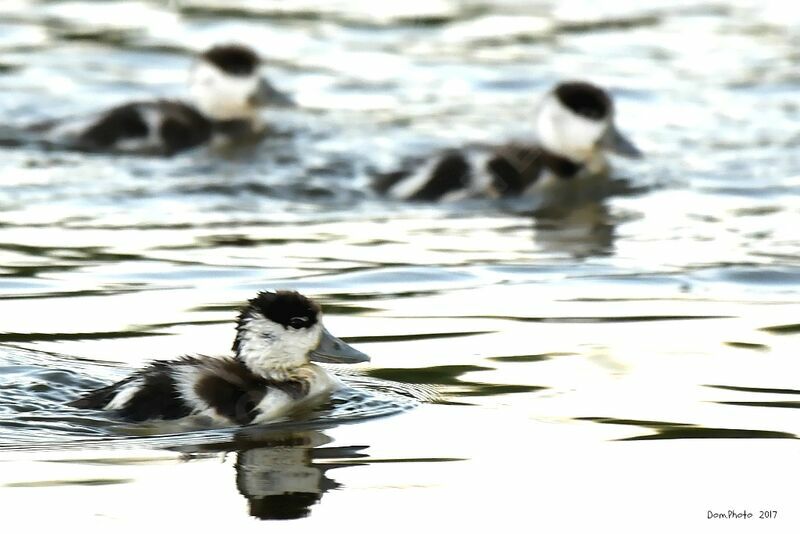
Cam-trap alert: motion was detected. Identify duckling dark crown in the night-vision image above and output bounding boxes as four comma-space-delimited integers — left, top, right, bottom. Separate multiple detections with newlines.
247, 290, 320, 327
239, 290, 320, 329
201, 44, 260, 77
232, 291, 321, 354
554, 81, 611, 120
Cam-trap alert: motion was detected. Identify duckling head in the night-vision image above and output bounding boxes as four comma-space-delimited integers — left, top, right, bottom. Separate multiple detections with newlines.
535, 81, 642, 164
233, 290, 368, 381
189, 44, 293, 123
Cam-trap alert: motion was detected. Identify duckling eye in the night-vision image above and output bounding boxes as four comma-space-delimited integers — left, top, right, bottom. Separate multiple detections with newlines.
288, 317, 308, 329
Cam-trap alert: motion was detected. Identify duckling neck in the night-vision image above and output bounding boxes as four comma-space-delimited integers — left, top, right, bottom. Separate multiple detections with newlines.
208, 118, 266, 149
237, 356, 317, 384
212, 118, 258, 136
253, 363, 325, 401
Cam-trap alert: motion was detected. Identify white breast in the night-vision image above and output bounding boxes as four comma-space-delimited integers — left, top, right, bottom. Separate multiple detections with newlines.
251, 365, 340, 424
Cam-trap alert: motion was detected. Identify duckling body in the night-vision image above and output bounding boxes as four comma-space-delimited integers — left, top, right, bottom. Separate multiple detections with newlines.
60, 100, 213, 156
70, 291, 367, 425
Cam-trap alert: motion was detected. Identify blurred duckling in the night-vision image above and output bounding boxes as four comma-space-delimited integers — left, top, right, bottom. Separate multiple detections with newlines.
375, 81, 642, 201
34, 44, 293, 156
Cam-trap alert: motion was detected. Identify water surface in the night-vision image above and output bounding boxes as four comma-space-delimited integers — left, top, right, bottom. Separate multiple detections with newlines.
0, 0, 799, 530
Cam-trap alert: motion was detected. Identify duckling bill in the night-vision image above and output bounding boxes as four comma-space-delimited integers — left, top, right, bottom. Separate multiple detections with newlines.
69, 291, 368, 425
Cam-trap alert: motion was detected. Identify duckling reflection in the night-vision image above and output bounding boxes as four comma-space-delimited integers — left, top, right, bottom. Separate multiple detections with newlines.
529, 201, 618, 258
238, 434, 328, 519
184, 429, 368, 521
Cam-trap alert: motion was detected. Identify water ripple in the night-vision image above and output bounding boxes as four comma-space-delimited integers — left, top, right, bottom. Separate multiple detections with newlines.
0, 345, 422, 451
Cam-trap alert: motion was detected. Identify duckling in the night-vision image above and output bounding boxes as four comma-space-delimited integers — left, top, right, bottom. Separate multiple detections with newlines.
375, 81, 642, 201
35, 44, 293, 156
69, 291, 368, 425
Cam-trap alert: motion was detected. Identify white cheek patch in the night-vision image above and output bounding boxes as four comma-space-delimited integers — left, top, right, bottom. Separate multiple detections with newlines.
536, 95, 607, 161
277, 324, 323, 365
237, 315, 322, 379
189, 62, 261, 121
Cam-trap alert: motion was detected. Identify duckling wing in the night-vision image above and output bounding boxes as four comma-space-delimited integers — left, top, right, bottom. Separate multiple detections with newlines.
69, 360, 193, 422
76, 103, 151, 150
70, 357, 310, 425
374, 150, 472, 201
75, 100, 212, 156
374, 143, 549, 201
68, 376, 138, 410
485, 144, 547, 196
192, 370, 266, 425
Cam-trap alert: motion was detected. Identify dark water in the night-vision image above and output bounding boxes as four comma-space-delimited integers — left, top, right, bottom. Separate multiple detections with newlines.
0, 0, 799, 530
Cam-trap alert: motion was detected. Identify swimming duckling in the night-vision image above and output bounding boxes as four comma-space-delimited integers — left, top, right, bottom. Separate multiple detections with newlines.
36, 44, 293, 156
375, 81, 642, 201
69, 291, 368, 425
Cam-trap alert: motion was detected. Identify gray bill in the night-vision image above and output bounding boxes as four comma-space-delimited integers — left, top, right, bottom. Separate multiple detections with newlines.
310, 327, 370, 364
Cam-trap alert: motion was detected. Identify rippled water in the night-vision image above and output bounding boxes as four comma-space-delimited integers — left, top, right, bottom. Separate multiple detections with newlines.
1, 0, 799, 530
